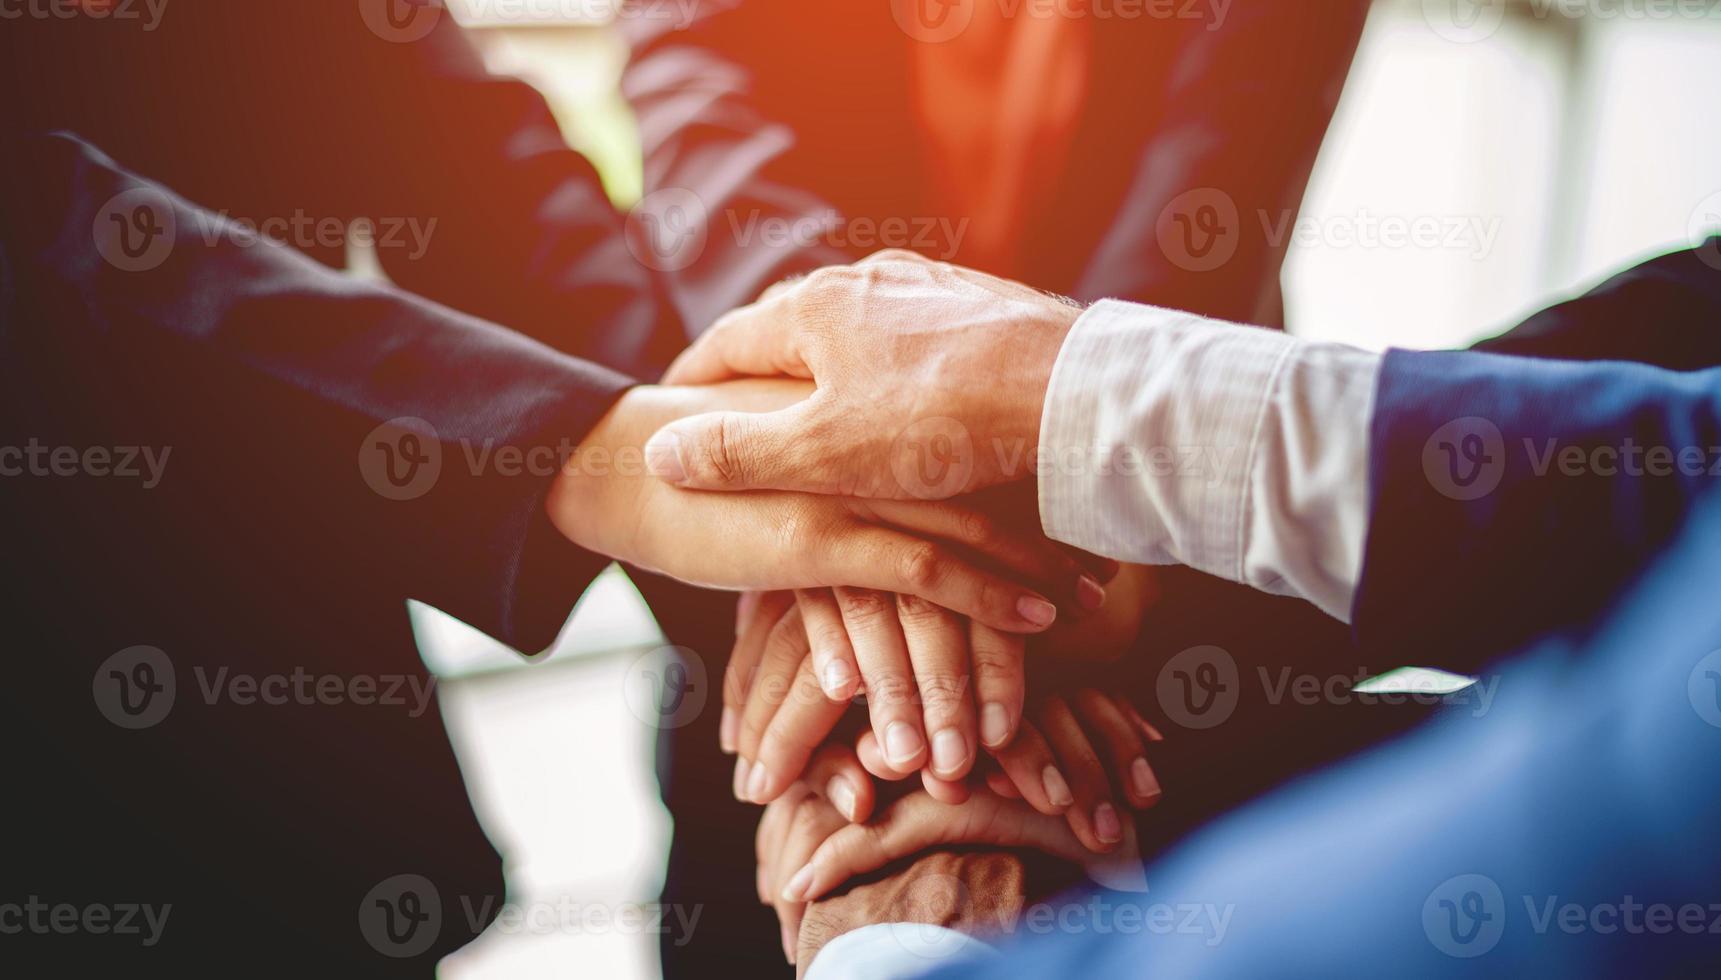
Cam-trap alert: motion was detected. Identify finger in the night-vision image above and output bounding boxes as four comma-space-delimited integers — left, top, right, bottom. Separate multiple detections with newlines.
1120, 697, 1166, 744
724, 591, 795, 754
895, 594, 976, 781
969, 623, 1025, 751
661, 286, 810, 385
774, 793, 848, 964
1037, 695, 1123, 853
795, 588, 860, 701
1060, 545, 1122, 584
752, 655, 848, 805
782, 790, 1091, 905
801, 743, 876, 823
1073, 689, 1163, 810
854, 729, 914, 782
821, 528, 1058, 634
737, 604, 811, 802
834, 587, 926, 772
984, 766, 1022, 799
986, 718, 1073, 817
644, 401, 840, 493
862, 499, 1106, 614
755, 785, 809, 904
920, 769, 971, 805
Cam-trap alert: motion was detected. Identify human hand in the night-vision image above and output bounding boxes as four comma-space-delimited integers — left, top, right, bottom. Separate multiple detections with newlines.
858, 686, 1164, 854
795, 850, 1028, 976
756, 786, 1142, 967
723, 588, 1035, 805
547, 380, 1099, 632
642, 250, 1082, 498
723, 568, 1160, 829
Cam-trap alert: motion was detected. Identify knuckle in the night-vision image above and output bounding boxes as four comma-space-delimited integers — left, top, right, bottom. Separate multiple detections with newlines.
837, 588, 893, 621
703, 414, 745, 486
812, 624, 852, 656
957, 510, 997, 549
917, 673, 969, 714
893, 592, 946, 626
866, 672, 916, 711
970, 642, 1021, 678
897, 543, 945, 592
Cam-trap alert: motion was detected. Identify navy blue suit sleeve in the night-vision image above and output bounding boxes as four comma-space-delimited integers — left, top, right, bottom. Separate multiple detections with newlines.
1352, 344, 1721, 670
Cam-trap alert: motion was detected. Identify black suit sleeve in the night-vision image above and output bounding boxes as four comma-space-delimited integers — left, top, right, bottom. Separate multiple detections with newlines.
1073, 1, 1370, 326
0, 132, 635, 654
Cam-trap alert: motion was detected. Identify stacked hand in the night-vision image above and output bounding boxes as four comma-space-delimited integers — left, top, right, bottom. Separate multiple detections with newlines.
723, 581, 1163, 853
609, 249, 1170, 859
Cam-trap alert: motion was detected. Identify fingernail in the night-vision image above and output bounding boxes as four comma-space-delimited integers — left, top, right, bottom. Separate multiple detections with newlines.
1131, 757, 1161, 801
746, 760, 770, 802
820, 659, 856, 700
782, 864, 814, 903
1076, 575, 1107, 611
931, 728, 967, 776
1017, 596, 1057, 628
884, 721, 924, 768
1041, 765, 1073, 808
732, 757, 749, 800
827, 775, 857, 820
781, 921, 796, 964
1094, 802, 1122, 843
980, 702, 1011, 748
719, 706, 739, 753
644, 430, 687, 483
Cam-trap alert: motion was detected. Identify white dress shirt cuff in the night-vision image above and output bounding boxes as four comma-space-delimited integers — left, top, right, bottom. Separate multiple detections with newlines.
801, 922, 999, 980
1038, 299, 1382, 622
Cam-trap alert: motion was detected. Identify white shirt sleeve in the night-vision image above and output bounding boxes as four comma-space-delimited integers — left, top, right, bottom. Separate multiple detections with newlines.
801, 922, 1000, 980
1037, 299, 1383, 623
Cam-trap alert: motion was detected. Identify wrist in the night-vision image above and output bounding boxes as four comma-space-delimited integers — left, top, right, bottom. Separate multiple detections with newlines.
545, 385, 666, 559
1015, 298, 1083, 457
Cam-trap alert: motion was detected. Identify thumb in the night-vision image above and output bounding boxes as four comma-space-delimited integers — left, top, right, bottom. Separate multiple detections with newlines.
644, 402, 832, 492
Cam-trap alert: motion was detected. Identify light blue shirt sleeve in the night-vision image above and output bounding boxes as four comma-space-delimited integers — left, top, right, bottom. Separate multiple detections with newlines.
801, 922, 1000, 980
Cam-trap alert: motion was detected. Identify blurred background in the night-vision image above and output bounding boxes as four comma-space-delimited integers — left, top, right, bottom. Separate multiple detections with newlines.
404, 1, 1721, 975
